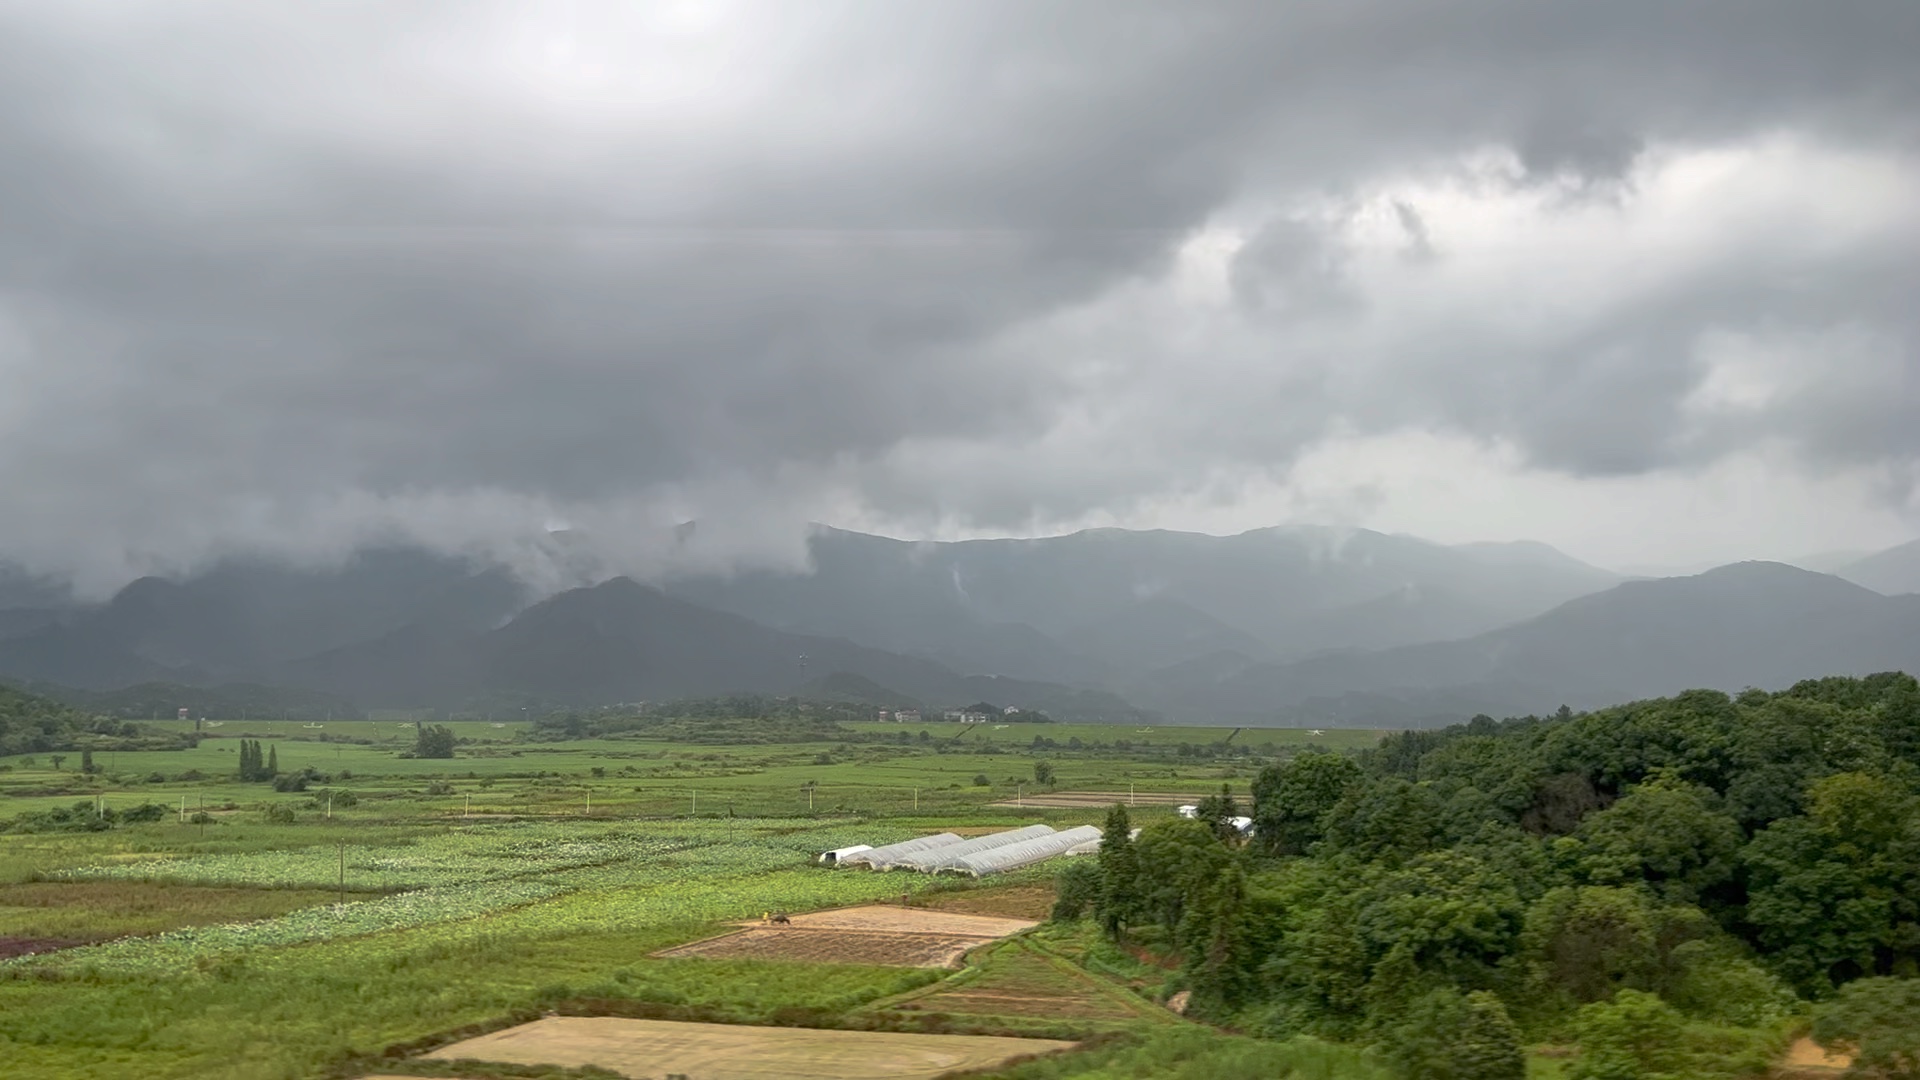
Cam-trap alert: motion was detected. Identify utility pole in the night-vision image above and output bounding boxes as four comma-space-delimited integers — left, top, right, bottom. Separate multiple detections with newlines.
464, 793, 471, 819
913, 787, 918, 812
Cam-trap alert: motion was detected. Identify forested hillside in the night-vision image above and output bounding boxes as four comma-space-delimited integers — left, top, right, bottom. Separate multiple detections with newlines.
1062, 672, 1920, 1077
0, 684, 95, 755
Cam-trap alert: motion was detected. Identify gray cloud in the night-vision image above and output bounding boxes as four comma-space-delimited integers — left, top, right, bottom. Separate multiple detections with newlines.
0, 0, 1916, 591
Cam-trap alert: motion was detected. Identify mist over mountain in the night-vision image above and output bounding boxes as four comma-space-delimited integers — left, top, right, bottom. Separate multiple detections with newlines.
663, 525, 1622, 675
0, 529, 1914, 726
1146, 562, 1920, 722
1837, 538, 1920, 596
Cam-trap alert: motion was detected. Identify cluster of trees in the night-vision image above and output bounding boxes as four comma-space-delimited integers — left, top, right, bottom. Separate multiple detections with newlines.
1, 685, 86, 755
411, 724, 457, 759
236, 739, 278, 781
1056, 673, 1920, 1078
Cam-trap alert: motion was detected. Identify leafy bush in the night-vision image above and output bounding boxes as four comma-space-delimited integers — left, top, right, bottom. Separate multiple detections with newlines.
1383, 988, 1525, 1080
1813, 976, 1920, 1079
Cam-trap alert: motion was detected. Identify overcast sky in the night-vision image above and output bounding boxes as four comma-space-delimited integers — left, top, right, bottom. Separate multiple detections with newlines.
1, 1, 1916, 594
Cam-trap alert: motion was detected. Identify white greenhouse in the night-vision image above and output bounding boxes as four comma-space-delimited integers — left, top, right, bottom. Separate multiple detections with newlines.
945, 825, 1104, 876
836, 832, 961, 868
816, 844, 873, 865
886, 824, 1057, 872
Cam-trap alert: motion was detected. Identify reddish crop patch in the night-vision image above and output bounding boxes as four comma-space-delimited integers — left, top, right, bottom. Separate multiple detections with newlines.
0, 937, 85, 960
657, 927, 995, 968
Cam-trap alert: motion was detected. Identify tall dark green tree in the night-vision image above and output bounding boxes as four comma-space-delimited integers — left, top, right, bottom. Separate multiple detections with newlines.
1095, 803, 1141, 939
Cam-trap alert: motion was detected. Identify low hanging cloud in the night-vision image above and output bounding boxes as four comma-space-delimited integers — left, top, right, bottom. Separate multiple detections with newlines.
0, 1, 1915, 593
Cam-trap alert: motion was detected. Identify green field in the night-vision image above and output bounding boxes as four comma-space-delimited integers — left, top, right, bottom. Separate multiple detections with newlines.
0, 718, 1329, 821
0, 716, 1367, 1079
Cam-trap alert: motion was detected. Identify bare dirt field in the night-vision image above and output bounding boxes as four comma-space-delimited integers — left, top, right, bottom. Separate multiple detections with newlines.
655, 905, 1037, 968
1781, 1037, 1853, 1073
419, 1016, 1076, 1080
989, 791, 1200, 809
767, 905, 1037, 937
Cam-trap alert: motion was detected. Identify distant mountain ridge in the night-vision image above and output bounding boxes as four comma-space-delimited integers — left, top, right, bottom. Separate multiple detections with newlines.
0, 530, 1915, 726
662, 524, 1622, 676
1837, 538, 1920, 596
1143, 562, 1920, 722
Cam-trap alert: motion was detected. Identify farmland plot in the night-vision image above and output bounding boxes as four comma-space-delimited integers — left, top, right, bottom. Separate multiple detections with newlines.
656, 905, 1037, 968
418, 1016, 1076, 1080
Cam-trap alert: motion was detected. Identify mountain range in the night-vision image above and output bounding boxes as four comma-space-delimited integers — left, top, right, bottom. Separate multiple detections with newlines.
0, 527, 1913, 725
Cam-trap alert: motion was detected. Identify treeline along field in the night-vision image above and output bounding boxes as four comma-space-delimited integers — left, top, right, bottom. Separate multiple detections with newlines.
1054, 672, 1920, 1079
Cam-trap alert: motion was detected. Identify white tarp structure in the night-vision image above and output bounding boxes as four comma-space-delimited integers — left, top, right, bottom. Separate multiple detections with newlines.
946, 825, 1104, 876
836, 832, 961, 868
888, 824, 1056, 872
817, 844, 873, 865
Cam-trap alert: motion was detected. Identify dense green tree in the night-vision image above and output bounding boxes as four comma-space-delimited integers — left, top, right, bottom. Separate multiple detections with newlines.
1032, 760, 1054, 786
1519, 886, 1662, 1008
413, 724, 456, 759
1094, 804, 1142, 939
1252, 751, 1363, 855
1323, 777, 1447, 865
1571, 776, 1741, 903
1744, 772, 1920, 993
1133, 818, 1233, 929
1051, 858, 1101, 922
1179, 861, 1261, 1010
1193, 783, 1242, 842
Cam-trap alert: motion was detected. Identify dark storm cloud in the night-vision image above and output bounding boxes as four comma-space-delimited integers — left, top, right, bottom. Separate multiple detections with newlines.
0, 0, 1916, 587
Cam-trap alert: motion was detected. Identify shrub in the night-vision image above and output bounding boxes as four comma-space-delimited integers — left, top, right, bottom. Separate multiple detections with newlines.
1813, 977, 1920, 1079
973, 774, 991, 786
1383, 988, 1525, 1080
